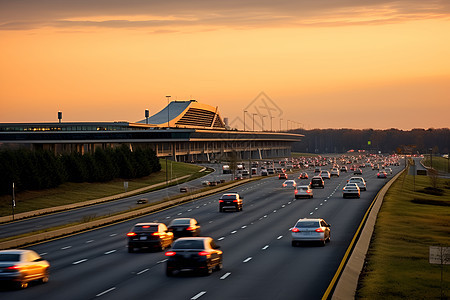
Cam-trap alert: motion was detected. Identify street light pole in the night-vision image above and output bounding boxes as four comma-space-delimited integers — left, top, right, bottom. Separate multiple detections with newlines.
280, 118, 282, 131
261, 115, 266, 131
165, 95, 171, 186
252, 113, 257, 131
270, 117, 274, 132
243, 110, 247, 131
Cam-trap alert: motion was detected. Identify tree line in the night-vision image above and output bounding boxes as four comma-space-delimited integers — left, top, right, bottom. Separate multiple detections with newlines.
291, 128, 450, 155
0, 145, 161, 196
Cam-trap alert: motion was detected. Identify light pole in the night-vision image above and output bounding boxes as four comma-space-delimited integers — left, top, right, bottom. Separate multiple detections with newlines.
243, 110, 247, 131
252, 113, 257, 131
261, 115, 266, 131
270, 116, 274, 132
280, 118, 282, 131
165, 95, 171, 186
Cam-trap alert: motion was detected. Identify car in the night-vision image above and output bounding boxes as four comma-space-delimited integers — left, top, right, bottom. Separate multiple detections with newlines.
385, 167, 393, 174
310, 176, 324, 188
298, 172, 309, 179
0, 249, 50, 289
291, 218, 331, 246
340, 166, 348, 172
179, 187, 190, 193
261, 170, 268, 176
377, 170, 387, 178
314, 167, 321, 173
168, 218, 201, 238
235, 174, 243, 180
278, 173, 288, 179
347, 176, 367, 191
319, 170, 331, 179
342, 183, 361, 198
165, 237, 223, 276
330, 168, 340, 177
282, 180, 297, 188
354, 168, 363, 175
219, 193, 243, 212
127, 223, 174, 252
136, 198, 148, 204
201, 180, 210, 186
267, 168, 275, 174
295, 185, 314, 199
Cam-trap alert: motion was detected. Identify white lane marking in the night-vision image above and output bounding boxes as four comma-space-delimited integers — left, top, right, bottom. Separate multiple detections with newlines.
262, 245, 269, 250
218, 237, 225, 241
264, 215, 267, 218
96, 287, 116, 297
277, 235, 283, 240
137, 268, 149, 275
191, 291, 207, 300
315, 207, 318, 210
39, 252, 48, 256
282, 205, 286, 208
231, 230, 237, 234
196, 206, 200, 209
73, 259, 88, 265
188, 209, 192, 212
86, 240, 94, 243
109, 233, 117, 237
166, 216, 171, 219
320, 203, 323, 206
61, 246, 72, 250
241, 225, 247, 229
157, 259, 168, 264
273, 210, 277, 213
310, 212, 314, 215
104, 250, 116, 255
220, 272, 231, 280
288, 201, 292, 204
243, 257, 252, 263
177, 213, 182, 215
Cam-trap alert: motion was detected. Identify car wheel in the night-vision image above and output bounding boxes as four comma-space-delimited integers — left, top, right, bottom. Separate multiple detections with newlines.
40, 270, 50, 284
17, 280, 28, 289
204, 266, 213, 276
215, 260, 223, 271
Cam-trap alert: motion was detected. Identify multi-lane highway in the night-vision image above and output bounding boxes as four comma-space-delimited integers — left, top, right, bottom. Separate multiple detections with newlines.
0, 163, 403, 299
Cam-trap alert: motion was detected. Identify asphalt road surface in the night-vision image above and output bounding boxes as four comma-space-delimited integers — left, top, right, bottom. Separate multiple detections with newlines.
0, 163, 403, 299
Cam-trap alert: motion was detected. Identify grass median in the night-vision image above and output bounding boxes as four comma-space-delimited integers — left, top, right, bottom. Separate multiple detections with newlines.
0, 160, 211, 217
356, 171, 450, 299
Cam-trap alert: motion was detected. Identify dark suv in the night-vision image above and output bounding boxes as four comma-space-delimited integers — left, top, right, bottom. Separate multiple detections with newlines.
219, 193, 243, 212
127, 223, 174, 252
310, 176, 325, 189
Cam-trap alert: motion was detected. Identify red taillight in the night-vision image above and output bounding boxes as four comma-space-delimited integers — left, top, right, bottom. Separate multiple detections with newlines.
142, 225, 150, 228
186, 226, 194, 231
152, 232, 162, 236
219, 200, 224, 203
295, 190, 298, 194
292, 228, 300, 232
306, 190, 311, 193
127, 232, 136, 236
165, 251, 176, 256
315, 228, 324, 233
233, 200, 238, 202
5, 265, 20, 270
198, 251, 210, 256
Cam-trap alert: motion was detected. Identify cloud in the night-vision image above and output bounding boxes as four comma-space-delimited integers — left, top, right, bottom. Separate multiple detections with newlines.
0, 0, 449, 31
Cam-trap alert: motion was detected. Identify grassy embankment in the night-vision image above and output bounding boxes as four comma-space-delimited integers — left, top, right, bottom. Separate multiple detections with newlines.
0, 160, 209, 217
356, 169, 450, 299
423, 156, 450, 173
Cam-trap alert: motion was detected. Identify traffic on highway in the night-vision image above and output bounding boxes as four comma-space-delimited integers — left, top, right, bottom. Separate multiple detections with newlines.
0, 154, 403, 299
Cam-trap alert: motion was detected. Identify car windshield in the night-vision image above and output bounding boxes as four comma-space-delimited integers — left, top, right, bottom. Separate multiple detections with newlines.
296, 221, 320, 228
0, 254, 20, 262
220, 195, 237, 200
172, 240, 204, 250
133, 225, 158, 232
170, 219, 190, 225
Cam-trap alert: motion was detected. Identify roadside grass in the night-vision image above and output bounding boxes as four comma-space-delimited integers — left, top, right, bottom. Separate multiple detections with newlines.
356, 172, 450, 299
0, 160, 209, 217
422, 156, 450, 173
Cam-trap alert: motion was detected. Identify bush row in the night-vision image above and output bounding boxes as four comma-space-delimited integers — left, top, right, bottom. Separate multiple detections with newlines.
0, 145, 161, 195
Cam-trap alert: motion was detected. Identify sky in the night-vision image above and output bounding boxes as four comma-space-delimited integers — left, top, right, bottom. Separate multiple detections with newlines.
0, 0, 449, 130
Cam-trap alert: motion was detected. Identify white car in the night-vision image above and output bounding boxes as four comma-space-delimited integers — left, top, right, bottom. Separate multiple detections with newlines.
319, 170, 331, 179
282, 180, 297, 188
347, 176, 367, 191
291, 218, 331, 246
295, 185, 313, 199
330, 168, 340, 177
342, 183, 360, 198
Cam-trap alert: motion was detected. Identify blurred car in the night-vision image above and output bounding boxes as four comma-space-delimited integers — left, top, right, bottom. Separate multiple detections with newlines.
278, 173, 288, 179
377, 170, 387, 178
295, 185, 313, 199
310, 176, 325, 189
299, 172, 309, 179
342, 183, 360, 198
261, 170, 268, 176
354, 168, 363, 175
330, 168, 340, 177
165, 237, 223, 276
347, 176, 367, 191
291, 218, 331, 246
127, 223, 174, 252
136, 198, 148, 204
0, 249, 50, 289
282, 180, 297, 188
219, 193, 243, 212
385, 167, 393, 174
340, 166, 348, 172
319, 170, 331, 179
314, 167, 321, 173
168, 218, 201, 238
179, 187, 190, 193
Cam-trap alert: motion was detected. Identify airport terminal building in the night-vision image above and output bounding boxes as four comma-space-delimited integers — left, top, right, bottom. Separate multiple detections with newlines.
0, 100, 303, 162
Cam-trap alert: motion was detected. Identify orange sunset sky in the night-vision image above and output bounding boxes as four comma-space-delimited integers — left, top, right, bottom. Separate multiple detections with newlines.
0, 1, 449, 130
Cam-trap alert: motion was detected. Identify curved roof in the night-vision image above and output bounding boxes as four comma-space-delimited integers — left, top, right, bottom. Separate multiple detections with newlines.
136, 100, 226, 129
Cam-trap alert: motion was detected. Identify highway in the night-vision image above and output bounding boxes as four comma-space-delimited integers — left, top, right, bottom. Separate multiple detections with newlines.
0, 163, 403, 299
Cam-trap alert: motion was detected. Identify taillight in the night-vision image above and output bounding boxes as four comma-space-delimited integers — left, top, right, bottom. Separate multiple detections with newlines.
198, 251, 210, 256
315, 228, 324, 233
292, 228, 300, 232
127, 232, 136, 237
152, 232, 162, 236
5, 265, 20, 270
233, 200, 238, 202
186, 226, 194, 231
306, 190, 311, 193
219, 200, 224, 203
295, 190, 298, 194
165, 251, 176, 256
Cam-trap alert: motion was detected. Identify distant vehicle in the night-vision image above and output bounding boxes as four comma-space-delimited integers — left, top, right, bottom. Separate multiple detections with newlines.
354, 168, 363, 175
179, 187, 189, 193
377, 171, 387, 178
385, 167, 393, 174
347, 177, 367, 191
330, 168, 340, 177
282, 180, 297, 188
342, 183, 361, 198
291, 218, 331, 246
136, 198, 148, 204
261, 170, 268, 176
201, 180, 210, 186
314, 167, 321, 173
168, 218, 201, 238
310, 176, 324, 189
275, 167, 283, 173
319, 170, 331, 179
267, 168, 275, 174
219, 193, 243, 212
279, 173, 288, 180
295, 185, 313, 199
237, 164, 244, 170
127, 223, 174, 252
241, 170, 249, 176
165, 237, 223, 276
251, 167, 257, 175
235, 174, 243, 180
340, 166, 348, 172
222, 165, 231, 174
299, 172, 308, 179
0, 249, 50, 289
